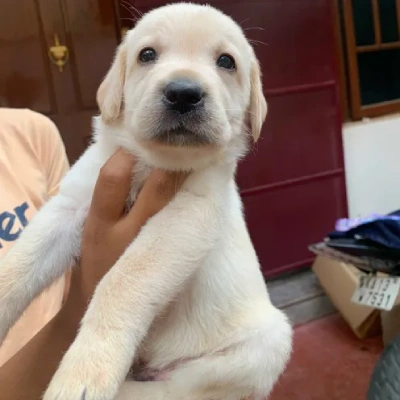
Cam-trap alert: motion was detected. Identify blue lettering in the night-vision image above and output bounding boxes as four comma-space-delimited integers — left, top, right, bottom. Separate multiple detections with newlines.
0, 212, 22, 241
14, 202, 29, 227
0, 202, 30, 249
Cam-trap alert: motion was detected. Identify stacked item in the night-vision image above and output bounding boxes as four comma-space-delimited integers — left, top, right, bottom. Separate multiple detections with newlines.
310, 210, 400, 342
310, 210, 400, 275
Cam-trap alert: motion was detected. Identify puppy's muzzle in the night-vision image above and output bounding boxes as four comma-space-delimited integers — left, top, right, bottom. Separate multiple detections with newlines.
163, 78, 205, 115
150, 77, 213, 147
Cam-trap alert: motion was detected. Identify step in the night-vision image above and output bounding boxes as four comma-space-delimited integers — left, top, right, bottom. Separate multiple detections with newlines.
267, 268, 336, 326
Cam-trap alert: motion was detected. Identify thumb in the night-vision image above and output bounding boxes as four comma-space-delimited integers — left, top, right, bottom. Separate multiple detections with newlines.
122, 169, 188, 227
89, 149, 136, 224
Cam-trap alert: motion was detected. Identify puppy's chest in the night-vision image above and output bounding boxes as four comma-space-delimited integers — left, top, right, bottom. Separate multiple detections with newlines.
136, 270, 234, 367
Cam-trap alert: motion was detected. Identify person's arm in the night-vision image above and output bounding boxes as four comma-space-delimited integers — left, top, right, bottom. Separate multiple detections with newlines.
0, 149, 186, 400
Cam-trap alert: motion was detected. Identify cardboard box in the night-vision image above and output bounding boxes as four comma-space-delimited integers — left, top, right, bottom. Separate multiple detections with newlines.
312, 256, 381, 339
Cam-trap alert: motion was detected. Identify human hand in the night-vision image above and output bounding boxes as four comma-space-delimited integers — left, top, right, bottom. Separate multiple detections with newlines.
65, 148, 187, 310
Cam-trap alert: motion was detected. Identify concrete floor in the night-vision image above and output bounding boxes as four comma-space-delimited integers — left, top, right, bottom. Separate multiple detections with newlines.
270, 314, 383, 400
268, 269, 383, 400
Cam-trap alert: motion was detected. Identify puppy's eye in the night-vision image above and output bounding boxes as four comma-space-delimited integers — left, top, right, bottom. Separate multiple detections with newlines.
139, 48, 157, 63
217, 54, 236, 71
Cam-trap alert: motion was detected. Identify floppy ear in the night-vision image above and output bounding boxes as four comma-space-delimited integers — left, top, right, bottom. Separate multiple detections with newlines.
96, 43, 127, 124
248, 58, 267, 142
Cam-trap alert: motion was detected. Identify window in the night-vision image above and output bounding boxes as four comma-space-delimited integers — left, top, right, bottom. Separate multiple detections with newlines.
336, 0, 400, 120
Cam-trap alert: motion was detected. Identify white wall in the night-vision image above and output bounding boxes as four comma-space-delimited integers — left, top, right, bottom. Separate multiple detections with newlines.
343, 113, 400, 218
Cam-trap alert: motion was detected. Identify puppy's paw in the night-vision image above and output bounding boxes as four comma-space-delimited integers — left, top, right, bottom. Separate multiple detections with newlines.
43, 339, 123, 400
43, 364, 120, 400
44, 379, 119, 400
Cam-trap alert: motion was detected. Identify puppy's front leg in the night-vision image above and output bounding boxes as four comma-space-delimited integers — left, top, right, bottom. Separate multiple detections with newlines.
43, 190, 220, 400
0, 144, 103, 344
0, 195, 88, 344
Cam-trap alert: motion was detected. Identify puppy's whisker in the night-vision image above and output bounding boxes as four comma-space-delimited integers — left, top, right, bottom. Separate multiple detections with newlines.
248, 39, 269, 47
226, 116, 249, 130
120, 1, 142, 23
129, 4, 143, 17
223, 110, 258, 121
243, 27, 265, 31
226, 117, 253, 138
120, 0, 143, 17
223, 109, 257, 117
120, 17, 138, 24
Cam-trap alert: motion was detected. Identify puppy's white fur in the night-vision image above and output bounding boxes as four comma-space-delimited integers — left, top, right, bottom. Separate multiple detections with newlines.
0, 4, 292, 400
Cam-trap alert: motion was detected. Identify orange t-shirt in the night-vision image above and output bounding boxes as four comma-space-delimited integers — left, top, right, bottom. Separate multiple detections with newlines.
0, 108, 70, 366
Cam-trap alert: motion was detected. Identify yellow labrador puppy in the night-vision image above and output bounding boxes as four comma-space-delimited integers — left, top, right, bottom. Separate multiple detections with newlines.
0, 3, 292, 400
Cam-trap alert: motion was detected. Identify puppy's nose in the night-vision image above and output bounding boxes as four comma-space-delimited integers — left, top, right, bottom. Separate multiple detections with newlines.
163, 79, 204, 114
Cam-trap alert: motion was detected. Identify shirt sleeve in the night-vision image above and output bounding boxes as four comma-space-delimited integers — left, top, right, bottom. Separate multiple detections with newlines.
34, 114, 70, 198
29, 112, 72, 303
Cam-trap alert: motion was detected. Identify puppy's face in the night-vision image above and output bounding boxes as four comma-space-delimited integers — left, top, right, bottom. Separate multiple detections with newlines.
97, 4, 267, 169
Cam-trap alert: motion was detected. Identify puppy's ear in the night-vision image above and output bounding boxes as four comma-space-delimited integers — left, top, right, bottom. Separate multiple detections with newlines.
97, 43, 127, 124
248, 58, 267, 142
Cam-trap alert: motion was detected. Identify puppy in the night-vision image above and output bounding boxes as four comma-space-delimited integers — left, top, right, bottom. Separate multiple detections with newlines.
0, 3, 292, 400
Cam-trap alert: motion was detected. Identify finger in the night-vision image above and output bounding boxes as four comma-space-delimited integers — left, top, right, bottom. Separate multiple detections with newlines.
121, 169, 188, 228
89, 148, 136, 224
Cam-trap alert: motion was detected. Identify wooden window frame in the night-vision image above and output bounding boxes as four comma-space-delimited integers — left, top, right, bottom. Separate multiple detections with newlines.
337, 0, 400, 120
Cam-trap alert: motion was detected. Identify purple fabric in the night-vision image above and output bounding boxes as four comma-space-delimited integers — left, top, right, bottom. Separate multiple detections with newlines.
335, 214, 400, 232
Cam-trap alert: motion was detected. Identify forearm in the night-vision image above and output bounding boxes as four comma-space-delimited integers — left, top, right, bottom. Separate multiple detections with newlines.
0, 272, 87, 399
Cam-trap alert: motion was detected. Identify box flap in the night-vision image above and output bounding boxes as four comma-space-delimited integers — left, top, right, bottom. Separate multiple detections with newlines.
313, 256, 380, 338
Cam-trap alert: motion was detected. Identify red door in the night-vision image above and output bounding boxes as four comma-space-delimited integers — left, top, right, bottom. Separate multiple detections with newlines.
0, 0, 119, 163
